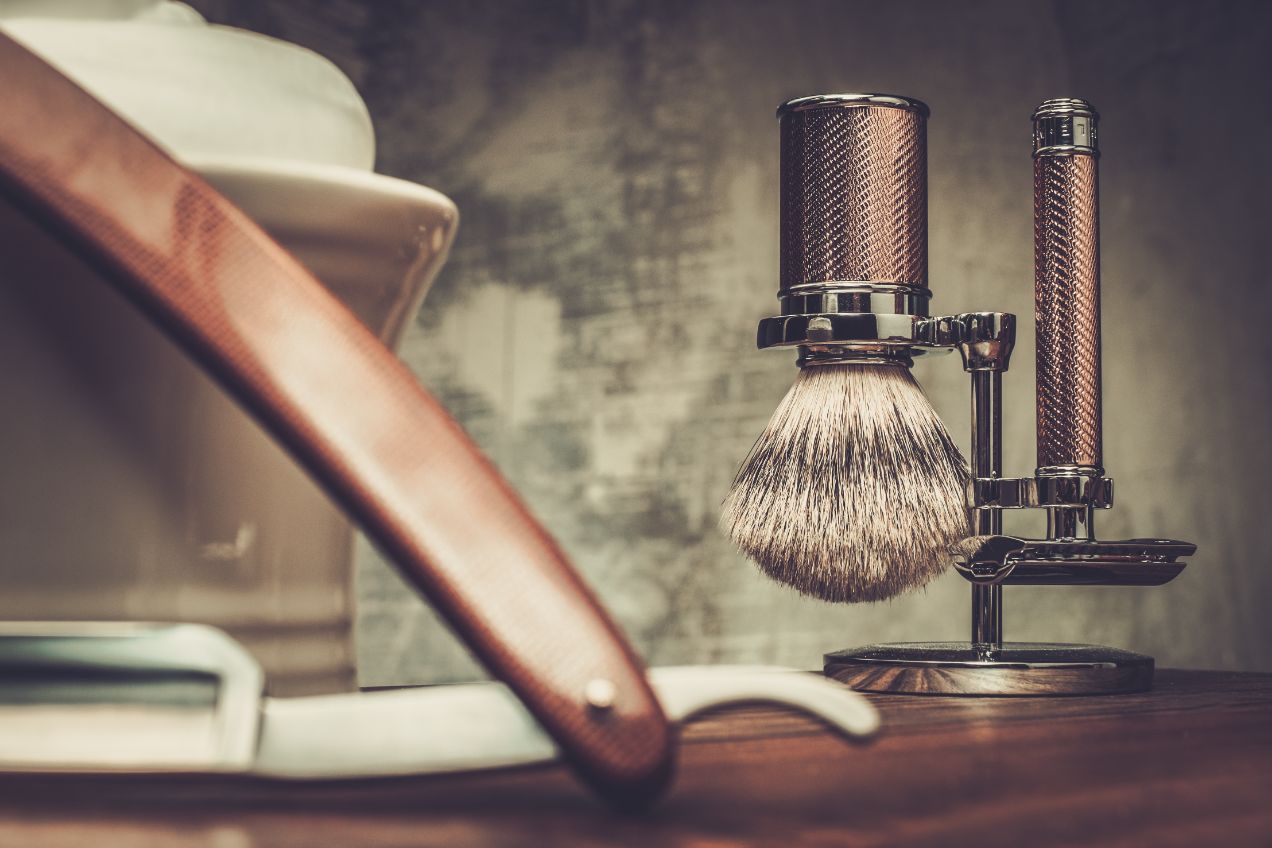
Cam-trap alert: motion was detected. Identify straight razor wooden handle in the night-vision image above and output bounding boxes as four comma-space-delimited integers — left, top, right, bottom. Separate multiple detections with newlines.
0, 32, 672, 806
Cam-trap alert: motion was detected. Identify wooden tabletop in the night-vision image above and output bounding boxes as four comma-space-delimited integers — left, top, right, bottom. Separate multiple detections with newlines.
2, 669, 1270, 847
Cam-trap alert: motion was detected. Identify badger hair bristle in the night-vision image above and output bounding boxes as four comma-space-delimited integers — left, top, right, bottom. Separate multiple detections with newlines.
722, 363, 970, 603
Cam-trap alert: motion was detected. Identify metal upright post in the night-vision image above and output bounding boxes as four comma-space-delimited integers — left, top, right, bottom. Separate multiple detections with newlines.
970, 368, 1004, 649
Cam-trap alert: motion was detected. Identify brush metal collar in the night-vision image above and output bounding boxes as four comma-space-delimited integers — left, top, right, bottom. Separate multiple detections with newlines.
796, 347, 913, 368
777, 93, 930, 118
779, 282, 932, 317
759, 311, 1016, 368
759, 312, 924, 350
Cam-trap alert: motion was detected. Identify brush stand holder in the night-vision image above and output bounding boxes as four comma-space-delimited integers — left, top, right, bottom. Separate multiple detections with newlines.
754, 95, 1195, 695
822, 312, 1196, 696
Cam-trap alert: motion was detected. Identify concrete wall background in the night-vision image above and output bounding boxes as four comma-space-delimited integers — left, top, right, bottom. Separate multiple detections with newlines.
192, 0, 1272, 684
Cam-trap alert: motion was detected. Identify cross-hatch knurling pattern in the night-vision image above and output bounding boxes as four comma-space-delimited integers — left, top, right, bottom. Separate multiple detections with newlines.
780, 106, 926, 289
1034, 155, 1103, 469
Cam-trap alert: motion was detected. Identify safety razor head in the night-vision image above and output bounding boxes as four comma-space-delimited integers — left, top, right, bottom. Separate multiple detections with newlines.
759, 93, 934, 366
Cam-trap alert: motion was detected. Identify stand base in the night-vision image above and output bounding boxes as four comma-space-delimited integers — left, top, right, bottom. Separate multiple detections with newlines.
824, 642, 1154, 696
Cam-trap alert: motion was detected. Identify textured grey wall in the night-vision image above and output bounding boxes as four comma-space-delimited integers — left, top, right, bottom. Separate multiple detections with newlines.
193, 0, 1272, 684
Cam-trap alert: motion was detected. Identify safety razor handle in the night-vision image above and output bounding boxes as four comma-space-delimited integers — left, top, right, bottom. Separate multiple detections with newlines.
1033, 99, 1103, 474
0, 33, 673, 806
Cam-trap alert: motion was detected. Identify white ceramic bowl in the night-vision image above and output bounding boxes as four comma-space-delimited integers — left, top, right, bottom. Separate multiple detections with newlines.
0, 160, 456, 695
0, 8, 375, 168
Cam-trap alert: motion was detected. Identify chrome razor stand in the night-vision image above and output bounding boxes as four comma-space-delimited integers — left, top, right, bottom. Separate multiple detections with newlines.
824, 99, 1196, 696
968, 343, 1004, 651
824, 312, 1190, 695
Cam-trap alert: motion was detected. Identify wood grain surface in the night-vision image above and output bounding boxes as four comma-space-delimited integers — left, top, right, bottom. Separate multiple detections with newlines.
0, 669, 1268, 847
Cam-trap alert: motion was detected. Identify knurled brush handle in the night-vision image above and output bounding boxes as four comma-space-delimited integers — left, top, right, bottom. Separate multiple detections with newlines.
1032, 99, 1103, 475
778, 94, 928, 296
0, 32, 672, 806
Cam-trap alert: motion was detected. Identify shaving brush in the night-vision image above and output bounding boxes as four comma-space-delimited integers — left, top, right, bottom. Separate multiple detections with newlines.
722, 94, 969, 602
724, 362, 967, 602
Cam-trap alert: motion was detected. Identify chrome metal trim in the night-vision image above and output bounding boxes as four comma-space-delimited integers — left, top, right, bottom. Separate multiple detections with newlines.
785, 281, 933, 297
757, 312, 926, 350
1032, 98, 1099, 157
919, 314, 966, 346
970, 476, 1033, 508
1036, 464, 1105, 479
779, 283, 932, 317
1034, 144, 1100, 159
796, 347, 914, 367
1047, 506, 1089, 542
756, 311, 1014, 358
778, 93, 930, 118
1032, 98, 1099, 119
956, 312, 1016, 371
953, 535, 1194, 586
825, 642, 1153, 696
969, 366, 1005, 647
970, 475, 1114, 509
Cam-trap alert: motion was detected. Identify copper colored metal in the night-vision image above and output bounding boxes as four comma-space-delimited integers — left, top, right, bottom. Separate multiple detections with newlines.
779, 95, 928, 294
0, 32, 672, 806
1033, 103, 1103, 473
